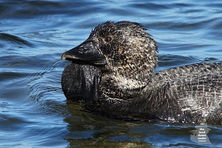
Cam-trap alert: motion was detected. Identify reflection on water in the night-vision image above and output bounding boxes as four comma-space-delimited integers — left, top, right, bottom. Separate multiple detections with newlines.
0, 0, 222, 147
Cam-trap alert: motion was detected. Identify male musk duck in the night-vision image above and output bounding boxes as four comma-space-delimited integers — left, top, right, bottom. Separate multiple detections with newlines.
61, 21, 222, 125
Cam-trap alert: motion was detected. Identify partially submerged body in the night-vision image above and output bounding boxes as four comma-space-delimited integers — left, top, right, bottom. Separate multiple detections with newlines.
61, 21, 222, 125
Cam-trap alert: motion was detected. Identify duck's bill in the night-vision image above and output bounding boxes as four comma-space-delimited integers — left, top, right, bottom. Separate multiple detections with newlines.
61, 40, 107, 66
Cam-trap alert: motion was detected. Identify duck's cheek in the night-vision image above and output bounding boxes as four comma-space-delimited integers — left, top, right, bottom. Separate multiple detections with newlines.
61, 63, 101, 103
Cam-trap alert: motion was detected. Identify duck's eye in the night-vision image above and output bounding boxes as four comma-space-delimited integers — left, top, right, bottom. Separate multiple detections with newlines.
102, 48, 111, 55
105, 36, 112, 42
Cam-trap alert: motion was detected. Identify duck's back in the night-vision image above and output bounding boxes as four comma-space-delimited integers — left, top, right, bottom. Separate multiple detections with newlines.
145, 62, 222, 124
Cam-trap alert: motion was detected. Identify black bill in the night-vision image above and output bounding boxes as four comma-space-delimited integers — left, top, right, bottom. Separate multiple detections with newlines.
61, 40, 106, 66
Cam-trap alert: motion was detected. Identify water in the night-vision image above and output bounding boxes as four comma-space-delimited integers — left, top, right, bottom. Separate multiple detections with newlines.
0, 0, 222, 147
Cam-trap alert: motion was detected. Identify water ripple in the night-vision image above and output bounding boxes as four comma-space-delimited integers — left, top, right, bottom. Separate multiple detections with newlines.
0, 33, 32, 46
0, 0, 222, 147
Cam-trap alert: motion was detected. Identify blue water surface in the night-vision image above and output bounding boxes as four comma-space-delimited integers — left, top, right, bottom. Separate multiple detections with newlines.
0, 0, 222, 147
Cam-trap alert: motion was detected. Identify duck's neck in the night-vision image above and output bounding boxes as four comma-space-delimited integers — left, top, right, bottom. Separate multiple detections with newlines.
97, 73, 164, 120
97, 67, 163, 119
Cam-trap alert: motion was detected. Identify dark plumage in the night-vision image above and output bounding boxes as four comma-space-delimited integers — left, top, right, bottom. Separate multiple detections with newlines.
61, 21, 222, 125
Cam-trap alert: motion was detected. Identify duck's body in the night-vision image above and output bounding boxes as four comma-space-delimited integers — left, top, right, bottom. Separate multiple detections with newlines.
61, 21, 222, 125
140, 63, 222, 124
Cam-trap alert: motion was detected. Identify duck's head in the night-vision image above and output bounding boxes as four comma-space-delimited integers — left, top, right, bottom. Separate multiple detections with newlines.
62, 21, 157, 81
62, 21, 158, 108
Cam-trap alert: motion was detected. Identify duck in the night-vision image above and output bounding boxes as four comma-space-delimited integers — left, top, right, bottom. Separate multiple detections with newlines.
61, 21, 222, 125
